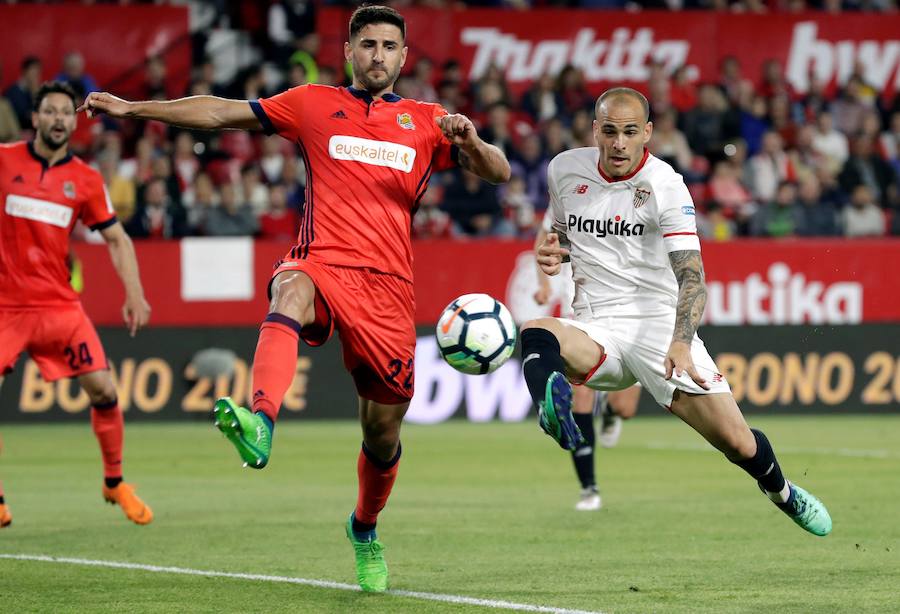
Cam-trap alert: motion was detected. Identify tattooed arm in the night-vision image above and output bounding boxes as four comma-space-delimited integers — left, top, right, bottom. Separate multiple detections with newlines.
664, 249, 710, 389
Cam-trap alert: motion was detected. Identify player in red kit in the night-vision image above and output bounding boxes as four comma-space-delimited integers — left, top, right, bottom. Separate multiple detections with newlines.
82, 5, 510, 591
0, 82, 153, 528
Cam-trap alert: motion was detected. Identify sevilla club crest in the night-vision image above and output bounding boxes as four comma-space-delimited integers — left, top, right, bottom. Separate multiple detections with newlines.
632, 187, 651, 209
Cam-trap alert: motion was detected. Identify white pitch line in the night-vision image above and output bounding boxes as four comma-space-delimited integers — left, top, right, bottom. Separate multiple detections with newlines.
0, 554, 604, 614
642, 441, 895, 459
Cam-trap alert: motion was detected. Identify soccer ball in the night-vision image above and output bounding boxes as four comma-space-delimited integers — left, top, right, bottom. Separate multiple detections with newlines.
435, 293, 517, 375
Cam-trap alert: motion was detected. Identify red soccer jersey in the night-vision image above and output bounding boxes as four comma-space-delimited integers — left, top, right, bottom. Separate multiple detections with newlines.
251, 85, 458, 282
0, 142, 116, 307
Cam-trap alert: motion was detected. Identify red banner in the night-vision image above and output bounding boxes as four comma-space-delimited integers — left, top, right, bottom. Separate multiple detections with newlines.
0, 5, 190, 98
72, 238, 900, 327
318, 9, 900, 97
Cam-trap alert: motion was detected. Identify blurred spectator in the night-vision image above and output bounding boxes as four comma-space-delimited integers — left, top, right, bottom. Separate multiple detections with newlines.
751, 180, 801, 237
521, 73, 564, 124
259, 135, 287, 184
183, 172, 219, 231
411, 183, 452, 240
442, 169, 501, 237
144, 56, 169, 99
838, 135, 897, 207
541, 118, 571, 158
204, 183, 258, 237
172, 131, 201, 190
758, 59, 794, 100
669, 66, 697, 114
149, 155, 183, 208
697, 201, 736, 241
96, 149, 136, 224
768, 93, 798, 148
791, 124, 826, 182
499, 174, 536, 237
4, 56, 41, 128
119, 137, 156, 185
0, 90, 19, 143
557, 65, 593, 121
811, 111, 849, 174
746, 130, 795, 202
258, 184, 299, 241
738, 88, 769, 156
54, 51, 98, 99
401, 58, 439, 103
510, 132, 550, 211
842, 184, 886, 237
795, 175, 840, 236
281, 155, 306, 211
718, 56, 743, 105
707, 160, 754, 218
682, 84, 732, 159
480, 102, 515, 158
831, 76, 869, 136
239, 163, 270, 217
648, 108, 692, 174
289, 34, 320, 85
880, 111, 900, 176
267, 0, 316, 65
471, 65, 513, 113
125, 177, 188, 239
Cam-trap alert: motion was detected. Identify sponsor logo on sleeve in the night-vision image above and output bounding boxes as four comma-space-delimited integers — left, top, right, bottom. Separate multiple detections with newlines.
328, 135, 416, 173
5, 194, 73, 228
572, 184, 589, 194
681, 205, 695, 216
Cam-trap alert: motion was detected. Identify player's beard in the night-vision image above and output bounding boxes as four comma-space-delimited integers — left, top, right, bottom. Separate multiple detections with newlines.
353, 62, 400, 94
39, 125, 71, 152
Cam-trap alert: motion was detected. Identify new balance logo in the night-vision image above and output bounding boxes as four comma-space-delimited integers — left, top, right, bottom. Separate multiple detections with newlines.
12, 175, 24, 183
331, 110, 348, 119
573, 184, 589, 194
522, 353, 540, 366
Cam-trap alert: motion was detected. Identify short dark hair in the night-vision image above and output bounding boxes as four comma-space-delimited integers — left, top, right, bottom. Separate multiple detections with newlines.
22, 55, 41, 71
33, 81, 78, 112
595, 87, 650, 123
349, 5, 405, 41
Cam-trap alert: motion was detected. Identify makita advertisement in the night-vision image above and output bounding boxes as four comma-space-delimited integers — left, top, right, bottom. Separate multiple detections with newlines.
72, 239, 900, 327
318, 9, 900, 96
0, 326, 897, 422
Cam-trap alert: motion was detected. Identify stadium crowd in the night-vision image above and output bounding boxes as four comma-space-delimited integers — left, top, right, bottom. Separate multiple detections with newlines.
2, 3, 900, 242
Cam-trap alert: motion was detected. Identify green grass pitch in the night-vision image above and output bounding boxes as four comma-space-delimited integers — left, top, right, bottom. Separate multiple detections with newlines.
1, 416, 898, 613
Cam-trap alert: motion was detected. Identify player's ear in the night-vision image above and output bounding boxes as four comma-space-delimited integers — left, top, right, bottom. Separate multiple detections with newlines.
643, 121, 653, 144
399, 46, 408, 71
343, 41, 353, 63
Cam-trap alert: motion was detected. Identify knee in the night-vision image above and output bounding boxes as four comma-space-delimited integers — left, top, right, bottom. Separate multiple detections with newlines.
270, 273, 316, 324
362, 413, 401, 450
723, 427, 757, 462
521, 318, 559, 334
86, 380, 117, 407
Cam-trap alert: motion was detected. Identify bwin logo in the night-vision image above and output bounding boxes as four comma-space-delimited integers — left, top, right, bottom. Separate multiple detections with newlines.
568, 214, 645, 238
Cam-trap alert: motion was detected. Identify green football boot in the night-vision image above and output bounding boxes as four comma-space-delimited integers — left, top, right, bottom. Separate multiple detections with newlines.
776, 482, 832, 537
345, 514, 388, 592
537, 371, 585, 451
213, 397, 272, 469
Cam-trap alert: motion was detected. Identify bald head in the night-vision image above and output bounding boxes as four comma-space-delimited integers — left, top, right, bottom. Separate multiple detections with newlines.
595, 87, 650, 123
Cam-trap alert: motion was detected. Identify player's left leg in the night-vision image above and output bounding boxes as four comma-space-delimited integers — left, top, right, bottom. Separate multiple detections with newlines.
669, 391, 831, 537
79, 369, 152, 525
0, 425, 9, 528
346, 397, 408, 593
571, 385, 601, 511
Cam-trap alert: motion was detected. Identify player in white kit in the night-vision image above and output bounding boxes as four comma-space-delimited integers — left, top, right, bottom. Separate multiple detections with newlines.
534, 211, 641, 511
521, 87, 831, 536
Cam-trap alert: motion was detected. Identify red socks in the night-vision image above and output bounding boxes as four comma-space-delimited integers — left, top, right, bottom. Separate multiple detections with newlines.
354, 442, 401, 526
91, 401, 124, 479
251, 314, 301, 423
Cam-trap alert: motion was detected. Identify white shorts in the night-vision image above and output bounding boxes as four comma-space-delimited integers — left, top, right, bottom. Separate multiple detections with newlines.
560, 314, 730, 408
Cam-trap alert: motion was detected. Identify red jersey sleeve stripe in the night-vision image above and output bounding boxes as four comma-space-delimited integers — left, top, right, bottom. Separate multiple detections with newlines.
663, 232, 697, 237
249, 100, 276, 135
89, 216, 118, 232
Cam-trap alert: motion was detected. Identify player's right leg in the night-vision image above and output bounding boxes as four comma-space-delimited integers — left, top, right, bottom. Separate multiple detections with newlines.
669, 391, 832, 537
214, 269, 318, 468
520, 318, 605, 450
570, 385, 601, 511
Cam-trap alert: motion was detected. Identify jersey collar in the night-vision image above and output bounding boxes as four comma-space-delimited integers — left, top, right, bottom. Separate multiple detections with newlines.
28, 140, 73, 169
346, 86, 402, 104
597, 147, 649, 183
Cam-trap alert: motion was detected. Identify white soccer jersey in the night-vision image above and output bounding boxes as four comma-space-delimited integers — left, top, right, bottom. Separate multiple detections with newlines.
547, 147, 700, 320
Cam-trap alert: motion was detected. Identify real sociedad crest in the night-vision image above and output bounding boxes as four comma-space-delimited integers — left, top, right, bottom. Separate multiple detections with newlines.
396, 113, 415, 130
63, 181, 76, 199
633, 187, 650, 209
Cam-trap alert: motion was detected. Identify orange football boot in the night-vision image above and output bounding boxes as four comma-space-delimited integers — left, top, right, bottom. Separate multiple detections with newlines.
102, 483, 153, 525
0, 503, 11, 528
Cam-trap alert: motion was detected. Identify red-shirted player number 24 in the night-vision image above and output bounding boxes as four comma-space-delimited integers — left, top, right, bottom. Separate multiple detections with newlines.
64, 342, 94, 370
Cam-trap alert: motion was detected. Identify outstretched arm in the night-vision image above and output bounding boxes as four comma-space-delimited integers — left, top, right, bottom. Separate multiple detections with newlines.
435, 114, 511, 184
79, 92, 262, 131
100, 222, 151, 337
665, 249, 709, 389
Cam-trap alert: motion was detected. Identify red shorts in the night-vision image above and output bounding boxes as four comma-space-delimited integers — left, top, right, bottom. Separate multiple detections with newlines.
270, 259, 416, 405
0, 304, 108, 382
